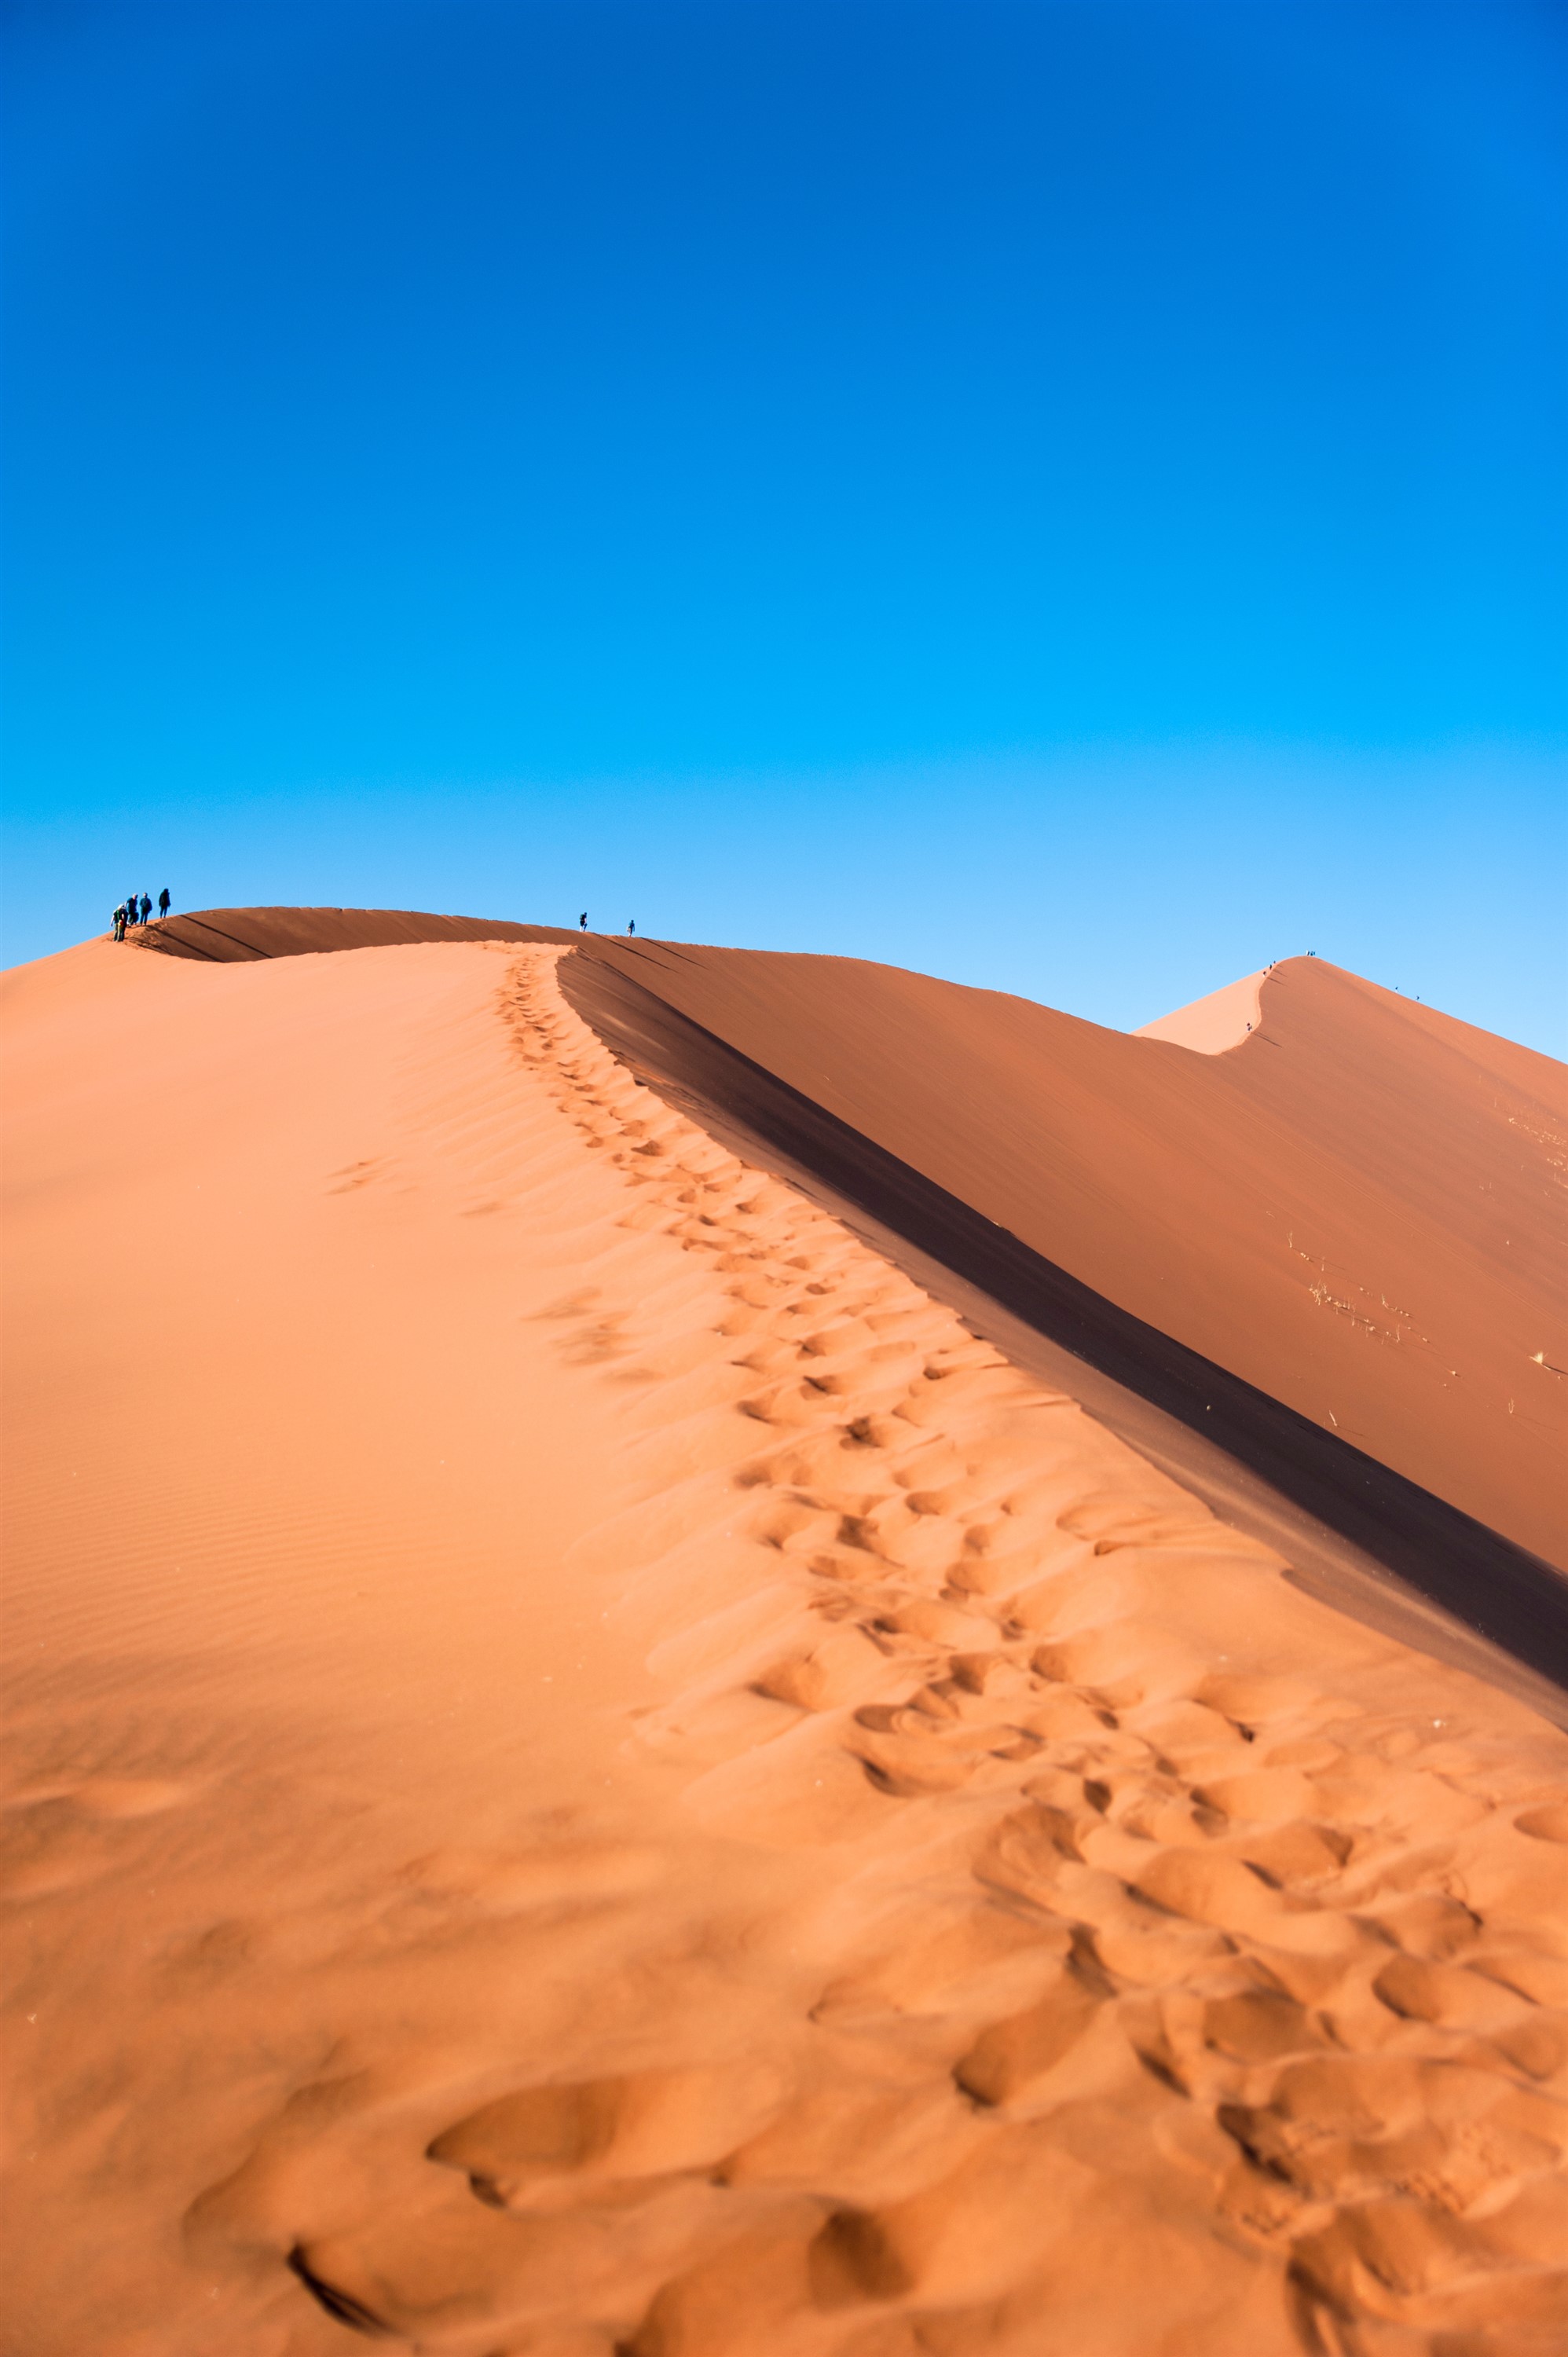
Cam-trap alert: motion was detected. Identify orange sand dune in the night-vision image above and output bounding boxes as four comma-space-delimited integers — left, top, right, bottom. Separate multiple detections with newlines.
5, 927, 1566, 2355
145, 915, 1568, 1574
562, 941, 1566, 1573
1134, 968, 1266, 1054
142, 903, 580, 961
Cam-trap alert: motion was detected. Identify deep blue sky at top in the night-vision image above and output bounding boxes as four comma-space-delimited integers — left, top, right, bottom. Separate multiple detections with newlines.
3, 1, 1564, 1049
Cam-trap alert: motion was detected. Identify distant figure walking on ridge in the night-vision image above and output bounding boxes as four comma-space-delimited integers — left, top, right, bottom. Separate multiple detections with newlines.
112, 904, 127, 942
139, 893, 152, 925
579, 911, 588, 930
628, 918, 636, 934
158, 887, 170, 918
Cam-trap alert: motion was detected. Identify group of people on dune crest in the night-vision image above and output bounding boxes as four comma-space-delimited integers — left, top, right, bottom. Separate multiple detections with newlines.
112, 888, 170, 942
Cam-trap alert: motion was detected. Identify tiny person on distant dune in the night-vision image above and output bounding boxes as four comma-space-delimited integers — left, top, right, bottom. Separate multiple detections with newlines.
139, 893, 152, 925
158, 888, 170, 918
112, 904, 126, 942
628, 918, 636, 934
579, 911, 588, 930
126, 892, 140, 926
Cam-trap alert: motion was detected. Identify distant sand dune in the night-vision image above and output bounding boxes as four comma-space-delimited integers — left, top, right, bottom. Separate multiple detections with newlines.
4, 935, 1566, 2354
1135, 968, 1266, 1053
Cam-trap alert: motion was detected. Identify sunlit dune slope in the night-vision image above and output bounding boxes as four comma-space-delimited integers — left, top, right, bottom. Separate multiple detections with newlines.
1134, 968, 1266, 1053
144, 912, 1568, 1569
5, 931, 1568, 2356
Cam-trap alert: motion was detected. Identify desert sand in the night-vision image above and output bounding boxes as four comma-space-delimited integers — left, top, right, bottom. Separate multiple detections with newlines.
148, 914, 1566, 1566
4, 926, 1566, 2355
553, 940, 1567, 1574
1134, 969, 1266, 1054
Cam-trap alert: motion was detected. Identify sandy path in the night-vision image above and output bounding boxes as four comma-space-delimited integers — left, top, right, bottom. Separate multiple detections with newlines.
3, 943, 1566, 2356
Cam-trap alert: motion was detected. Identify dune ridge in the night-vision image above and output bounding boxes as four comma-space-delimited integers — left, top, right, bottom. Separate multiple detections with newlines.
137, 911, 1568, 1571
1135, 968, 1266, 1053
5, 937, 1567, 2354
559, 951, 1568, 1709
563, 940, 1566, 1572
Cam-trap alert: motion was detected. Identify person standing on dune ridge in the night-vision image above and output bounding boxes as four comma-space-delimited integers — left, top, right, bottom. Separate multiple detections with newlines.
138, 894, 152, 925
579, 912, 588, 930
112, 904, 126, 942
628, 919, 636, 935
158, 888, 170, 918
126, 892, 140, 926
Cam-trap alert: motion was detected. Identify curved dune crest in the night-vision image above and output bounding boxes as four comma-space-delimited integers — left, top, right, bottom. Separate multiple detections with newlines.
141, 909, 1568, 1570
4, 933, 1567, 2355
1135, 966, 1267, 1053
135, 909, 1568, 1568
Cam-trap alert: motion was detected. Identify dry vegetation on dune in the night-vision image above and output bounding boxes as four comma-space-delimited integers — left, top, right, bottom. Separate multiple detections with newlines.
2, 936, 1566, 2356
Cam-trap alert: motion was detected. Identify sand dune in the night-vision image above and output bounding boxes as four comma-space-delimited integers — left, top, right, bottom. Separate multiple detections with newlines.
4, 927, 1566, 2354
144, 915, 1568, 1571
559, 955, 1566, 1706
1134, 967, 1267, 1054
559, 941, 1566, 1574
140, 904, 580, 961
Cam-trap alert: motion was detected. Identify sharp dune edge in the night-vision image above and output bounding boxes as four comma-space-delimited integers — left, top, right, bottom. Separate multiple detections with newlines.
141, 910, 1568, 1573
3, 932, 1567, 2355
1134, 968, 1267, 1054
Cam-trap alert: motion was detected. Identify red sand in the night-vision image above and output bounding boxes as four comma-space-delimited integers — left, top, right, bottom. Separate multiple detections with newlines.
1135, 968, 1267, 1053
5, 921, 1566, 2355
561, 941, 1567, 1570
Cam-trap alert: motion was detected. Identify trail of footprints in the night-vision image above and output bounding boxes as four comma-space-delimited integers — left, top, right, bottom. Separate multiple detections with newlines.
210, 950, 1568, 2357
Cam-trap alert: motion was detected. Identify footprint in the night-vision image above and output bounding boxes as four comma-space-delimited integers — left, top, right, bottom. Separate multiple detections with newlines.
952, 1946, 1108, 2106
1203, 1987, 1326, 2065
326, 1157, 386, 1193
752, 1623, 896, 1711
428, 2064, 786, 2207
1132, 1847, 1289, 1934
1516, 1803, 1568, 1844
1371, 1953, 1533, 2033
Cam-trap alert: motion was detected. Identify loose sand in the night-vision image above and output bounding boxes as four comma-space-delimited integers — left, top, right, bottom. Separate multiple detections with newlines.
1135, 970, 1266, 1054
558, 940, 1568, 1570
4, 937, 1566, 2355
141, 915, 1568, 1567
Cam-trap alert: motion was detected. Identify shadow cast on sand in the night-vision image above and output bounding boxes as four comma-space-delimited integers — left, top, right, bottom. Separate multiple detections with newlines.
562, 951, 1568, 1716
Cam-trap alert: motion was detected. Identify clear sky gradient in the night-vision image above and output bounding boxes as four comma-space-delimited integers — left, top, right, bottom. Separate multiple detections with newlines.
4, 1, 1564, 1050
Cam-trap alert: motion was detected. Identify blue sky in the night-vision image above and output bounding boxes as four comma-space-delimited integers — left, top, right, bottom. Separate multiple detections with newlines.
4, 1, 1563, 1050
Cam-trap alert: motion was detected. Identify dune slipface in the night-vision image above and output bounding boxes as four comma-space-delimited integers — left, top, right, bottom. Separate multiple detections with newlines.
3, 931, 1567, 2356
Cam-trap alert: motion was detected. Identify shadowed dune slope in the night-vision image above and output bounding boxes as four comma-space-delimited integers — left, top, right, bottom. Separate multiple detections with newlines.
566, 941, 1567, 1572
559, 957, 1568, 1701
138, 912, 1566, 1569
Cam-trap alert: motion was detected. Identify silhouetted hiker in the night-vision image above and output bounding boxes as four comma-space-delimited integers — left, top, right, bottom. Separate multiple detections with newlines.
579, 911, 588, 930
628, 918, 636, 935
158, 887, 170, 918
126, 892, 140, 926
112, 904, 127, 942
139, 893, 152, 925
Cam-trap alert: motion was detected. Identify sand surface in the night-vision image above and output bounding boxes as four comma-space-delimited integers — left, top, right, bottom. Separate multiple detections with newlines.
141, 914, 1568, 1567
5, 934, 1568, 2355
1136, 970, 1266, 1054
558, 941, 1566, 1571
